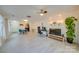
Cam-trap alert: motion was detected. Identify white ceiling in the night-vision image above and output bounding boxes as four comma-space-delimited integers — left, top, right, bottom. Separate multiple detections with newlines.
0, 5, 79, 22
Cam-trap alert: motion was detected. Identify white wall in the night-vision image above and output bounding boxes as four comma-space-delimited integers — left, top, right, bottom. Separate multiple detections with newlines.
75, 20, 79, 44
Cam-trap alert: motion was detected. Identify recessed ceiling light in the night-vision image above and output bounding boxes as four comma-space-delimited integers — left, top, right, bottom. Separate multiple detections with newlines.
24, 20, 28, 22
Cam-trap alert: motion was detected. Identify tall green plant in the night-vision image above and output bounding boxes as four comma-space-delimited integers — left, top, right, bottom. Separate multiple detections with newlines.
65, 16, 77, 43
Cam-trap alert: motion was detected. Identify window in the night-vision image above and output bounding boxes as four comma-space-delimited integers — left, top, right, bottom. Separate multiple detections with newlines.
0, 15, 5, 40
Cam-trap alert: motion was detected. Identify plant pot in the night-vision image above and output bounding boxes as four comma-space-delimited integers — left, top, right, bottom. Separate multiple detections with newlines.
67, 38, 73, 43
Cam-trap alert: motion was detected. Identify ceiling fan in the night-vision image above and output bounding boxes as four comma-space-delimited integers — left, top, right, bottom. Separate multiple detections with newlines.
40, 9, 47, 13
37, 9, 48, 16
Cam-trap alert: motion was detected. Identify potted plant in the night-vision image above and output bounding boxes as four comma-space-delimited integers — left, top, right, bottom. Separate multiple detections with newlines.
65, 16, 77, 43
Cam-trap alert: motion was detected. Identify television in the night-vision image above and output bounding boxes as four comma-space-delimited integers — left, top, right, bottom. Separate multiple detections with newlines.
49, 29, 61, 36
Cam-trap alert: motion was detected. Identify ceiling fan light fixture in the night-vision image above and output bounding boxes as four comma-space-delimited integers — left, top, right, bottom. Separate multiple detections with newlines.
40, 13, 44, 16
24, 20, 28, 22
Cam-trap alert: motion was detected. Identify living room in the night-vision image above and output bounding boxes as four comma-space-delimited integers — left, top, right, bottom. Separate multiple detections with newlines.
0, 5, 79, 53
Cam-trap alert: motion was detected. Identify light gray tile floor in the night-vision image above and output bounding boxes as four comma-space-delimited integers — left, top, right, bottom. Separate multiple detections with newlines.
0, 32, 79, 53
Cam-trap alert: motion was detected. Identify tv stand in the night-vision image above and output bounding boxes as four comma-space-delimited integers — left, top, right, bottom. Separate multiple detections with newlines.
48, 34, 64, 41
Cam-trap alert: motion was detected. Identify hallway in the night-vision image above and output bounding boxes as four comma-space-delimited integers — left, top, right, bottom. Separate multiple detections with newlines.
0, 32, 79, 53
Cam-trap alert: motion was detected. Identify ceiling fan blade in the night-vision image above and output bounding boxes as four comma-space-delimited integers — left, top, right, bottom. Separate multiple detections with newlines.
44, 11, 47, 13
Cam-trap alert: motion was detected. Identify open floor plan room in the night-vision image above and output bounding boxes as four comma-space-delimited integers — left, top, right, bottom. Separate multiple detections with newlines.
0, 5, 79, 53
